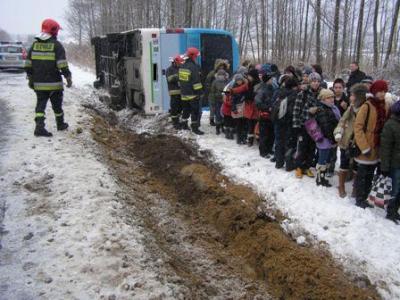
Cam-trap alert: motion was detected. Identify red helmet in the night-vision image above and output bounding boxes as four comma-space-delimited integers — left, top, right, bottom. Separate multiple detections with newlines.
41, 19, 61, 36
186, 47, 200, 60
173, 55, 184, 65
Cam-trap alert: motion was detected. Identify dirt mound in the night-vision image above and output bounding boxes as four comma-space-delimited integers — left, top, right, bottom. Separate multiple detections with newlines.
90, 115, 380, 300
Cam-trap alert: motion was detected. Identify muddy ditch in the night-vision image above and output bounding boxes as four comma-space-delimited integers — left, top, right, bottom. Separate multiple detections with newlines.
89, 112, 380, 300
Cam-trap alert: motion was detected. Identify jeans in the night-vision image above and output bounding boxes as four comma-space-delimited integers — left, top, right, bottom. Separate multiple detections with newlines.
317, 148, 331, 166
215, 101, 223, 125
259, 119, 274, 156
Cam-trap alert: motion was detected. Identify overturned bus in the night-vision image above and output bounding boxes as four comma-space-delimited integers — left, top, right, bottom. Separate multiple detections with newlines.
91, 28, 239, 114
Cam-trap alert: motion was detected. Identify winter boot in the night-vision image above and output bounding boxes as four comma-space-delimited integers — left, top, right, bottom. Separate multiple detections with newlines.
56, 114, 69, 131
295, 168, 303, 179
216, 124, 221, 135
355, 199, 374, 209
351, 172, 357, 198
247, 136, 254, 147
316, 165, 332, 187
191, 123, 204, 135
303, 168, 315, 178
386, 198, 400, 224
34, 117, 53, 137
210, 118, 216, 127
172, 118, 181, 130
180, 120, 190, 131
228, 128, 235, 140
338, 170, 348, 198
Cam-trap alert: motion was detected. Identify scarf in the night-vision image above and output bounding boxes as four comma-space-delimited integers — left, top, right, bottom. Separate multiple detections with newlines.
369, 97, 387, 147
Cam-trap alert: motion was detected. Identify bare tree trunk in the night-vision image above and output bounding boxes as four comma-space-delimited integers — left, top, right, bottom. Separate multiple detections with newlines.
331, 0, 341, 75
355, 0, 365, 63
302, 0, 310, 62
185, 0, 192, 27
316, 0, 322, 64
373, 0, 380, 68
384, 0, 400, 67
340, 0, 349, 70
261, 0, 267, 62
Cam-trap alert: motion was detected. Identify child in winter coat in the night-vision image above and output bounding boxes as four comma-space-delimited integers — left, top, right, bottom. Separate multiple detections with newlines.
209, 69, 230, 135
221, 74, 248, 141
380, 101, 400, 223
255, 73, 276, 158
243, 68, 261, 146
314, 89, 340, 187
230, 74, 249, 144
334, 83, 368, 197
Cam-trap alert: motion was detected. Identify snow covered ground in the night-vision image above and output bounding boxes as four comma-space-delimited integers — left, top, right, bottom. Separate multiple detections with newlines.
190, 112, 400, 299
1, 64, 399, 299
0, 66, 178, 300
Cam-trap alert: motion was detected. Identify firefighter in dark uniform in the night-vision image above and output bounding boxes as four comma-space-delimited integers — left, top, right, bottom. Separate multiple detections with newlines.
178, 47, 204, 135
166, 55, 184, 129
25, 19, 72, 137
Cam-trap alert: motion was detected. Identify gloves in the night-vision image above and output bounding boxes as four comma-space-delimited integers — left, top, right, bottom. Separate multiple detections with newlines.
309, 107, 318, 114
66, 77, 72, 88
28, 77, 34, 89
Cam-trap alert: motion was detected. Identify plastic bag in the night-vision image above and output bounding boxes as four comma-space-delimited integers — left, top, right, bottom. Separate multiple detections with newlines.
368, 175, 392, 208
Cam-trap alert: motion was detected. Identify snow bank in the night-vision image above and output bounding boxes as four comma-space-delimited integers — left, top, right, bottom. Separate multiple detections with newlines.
191, 111, 400, 300
0, 69, 177, 299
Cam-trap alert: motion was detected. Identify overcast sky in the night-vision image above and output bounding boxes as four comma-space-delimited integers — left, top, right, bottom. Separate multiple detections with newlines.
0, 0, 69, 36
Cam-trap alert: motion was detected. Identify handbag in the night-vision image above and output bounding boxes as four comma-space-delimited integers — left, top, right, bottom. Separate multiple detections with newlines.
368, 174, 392, 208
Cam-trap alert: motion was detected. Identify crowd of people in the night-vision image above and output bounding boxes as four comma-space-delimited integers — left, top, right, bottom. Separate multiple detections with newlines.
166, 50, 400, 224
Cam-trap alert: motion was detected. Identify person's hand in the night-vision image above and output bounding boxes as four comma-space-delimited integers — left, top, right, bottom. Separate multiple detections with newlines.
66, 77, 72, 88
28, 78, 34, 89
340, 101, 348, 110
309, 107, 318, 114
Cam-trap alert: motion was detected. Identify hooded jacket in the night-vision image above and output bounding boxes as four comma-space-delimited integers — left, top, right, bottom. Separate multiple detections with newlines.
25, 34, 71, 91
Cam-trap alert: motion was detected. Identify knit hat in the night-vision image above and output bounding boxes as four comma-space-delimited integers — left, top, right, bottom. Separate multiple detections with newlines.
370, 80, 389, 95
259, 64, 272, 75
247, 68, 259, 81
236, 66, 248, 76
309, 72, 321, 82
302, 66, 313, 75
391, 100, 400, 116
318, 88, 334, 100
361, 76, 373, 85
233, 73, 245, 82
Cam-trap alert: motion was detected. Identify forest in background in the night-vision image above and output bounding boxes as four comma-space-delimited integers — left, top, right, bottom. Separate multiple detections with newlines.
65, 0, 400, 77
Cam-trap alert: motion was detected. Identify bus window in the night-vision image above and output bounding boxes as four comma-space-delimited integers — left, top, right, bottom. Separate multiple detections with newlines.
200, 34, 233, 77
153, 63, 158, 81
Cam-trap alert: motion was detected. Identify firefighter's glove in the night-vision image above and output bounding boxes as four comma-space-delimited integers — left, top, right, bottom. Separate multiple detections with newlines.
28, 77, 34, 89
66, 77, 73, 88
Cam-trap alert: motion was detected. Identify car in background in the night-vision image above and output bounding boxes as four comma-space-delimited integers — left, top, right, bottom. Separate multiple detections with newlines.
0, 41, 27, 70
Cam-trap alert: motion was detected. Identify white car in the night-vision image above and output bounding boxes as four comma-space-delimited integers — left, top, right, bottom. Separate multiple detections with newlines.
0, 42, 26, 70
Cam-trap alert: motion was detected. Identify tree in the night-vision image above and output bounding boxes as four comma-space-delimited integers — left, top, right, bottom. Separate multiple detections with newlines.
0, 29, 11, 41
316, 0, 322, 64
331, 0, 341, 75
355, 0, 365, 63
373, 0, 380, 69
383, 0, 400, 67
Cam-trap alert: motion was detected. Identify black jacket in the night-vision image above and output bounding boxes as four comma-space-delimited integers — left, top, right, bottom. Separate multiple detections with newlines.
315, 103, 339, 143
380, 115, 400, 172
178, 59, 203, 100
166, 63, 180, 96
346, 69, 366, 91
255, 82, 275, 112
25, 36, 71, 91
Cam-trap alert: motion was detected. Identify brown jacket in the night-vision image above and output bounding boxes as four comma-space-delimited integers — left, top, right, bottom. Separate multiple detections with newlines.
354, 99, 388, 164
334, 105, 357, 149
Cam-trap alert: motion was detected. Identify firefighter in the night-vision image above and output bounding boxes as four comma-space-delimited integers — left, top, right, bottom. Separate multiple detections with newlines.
166, 55, 184, 129
178, 47, 204, 135
25, 18, 72, 137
